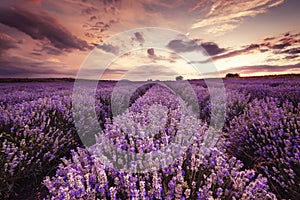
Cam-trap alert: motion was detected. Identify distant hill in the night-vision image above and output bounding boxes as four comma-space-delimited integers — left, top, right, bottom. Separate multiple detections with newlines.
1, 74, 299, 83
0, 78, 75, 83
0, 78, 118, 83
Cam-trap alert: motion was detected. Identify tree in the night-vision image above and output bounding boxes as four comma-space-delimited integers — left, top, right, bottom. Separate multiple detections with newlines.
225, 73, 240, 78
176, 75, 183, 81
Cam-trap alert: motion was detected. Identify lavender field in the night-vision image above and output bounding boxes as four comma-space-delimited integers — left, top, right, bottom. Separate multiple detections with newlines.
0, 76, 300, 200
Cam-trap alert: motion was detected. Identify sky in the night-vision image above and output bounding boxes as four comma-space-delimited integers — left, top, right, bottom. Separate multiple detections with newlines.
0, 0, 300, 80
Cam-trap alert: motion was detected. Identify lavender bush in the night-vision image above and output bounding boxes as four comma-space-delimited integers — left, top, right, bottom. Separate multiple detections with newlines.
0, 94, 79, 198
224, 97, 300, 199
44, 146, 277, 199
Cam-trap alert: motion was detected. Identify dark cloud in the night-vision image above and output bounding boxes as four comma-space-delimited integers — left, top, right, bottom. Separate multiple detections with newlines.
290, 33, 300, 38
31, 52, 43, 56
83, 19, 118, 43
243, 43, 261, 50
33, 41, 66, 56
210, 43, 260, 61
147, 48, 155, 56
272, 36, 299, 49
201, 42, 226, 55
281, 47, 300, 55
167, 39, 202, 53
187, 43, 263, 64
264, 37, 276, 41
272, 43, 292, 49
0, 32, 18, 55
0, 63, 58, 77
133, 32, 145, 45
145, 48, 176, 63
284, 55, 298, 60
96, 43, 119, 55
0, 56, 73, 78
279, 36, 299, 43
81, 7, 99, 15
0, 6, 91, 51
87, 21, 112, 32
89, 16, 97, 21
167, 39, 226, 55
85, 32, 96, 38
39, 46, 64, 56
186, 31, 300, 64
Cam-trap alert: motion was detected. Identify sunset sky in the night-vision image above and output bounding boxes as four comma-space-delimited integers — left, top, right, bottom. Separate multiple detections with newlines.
0, 0, 300, 80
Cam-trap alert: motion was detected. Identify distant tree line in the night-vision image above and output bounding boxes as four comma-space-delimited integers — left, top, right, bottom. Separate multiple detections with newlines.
225, 73, 240, 78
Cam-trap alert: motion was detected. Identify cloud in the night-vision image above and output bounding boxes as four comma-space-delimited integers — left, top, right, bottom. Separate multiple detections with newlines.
100, 65, 178, 80
167, 39, 202, 53
228, 63, 300, 74
83, 19, 118, 43
81, 7, 99, 15
96, 43, 119, 55
191, 0, 285, 34
189, 1, 206, 12
272, 42, 291, 49
167, 39, 225, 55
33, 41, 66, 56
145, 48, 178, 63
209, 31, 299, 60
132, 32, 145, 45
84, 20, 117, 33
0, 32, 19, 55
204, 63, 300, 76
272, 36, 298, 49
128, 64, 178, 77
147, 48, 155, 56
187, 32, 300, 64
281, 47, 300, 55
0, 6, 91, 51
264, 37, 276, 41
284, 55, 298, 60
89, 16, 97, 21
205, 43, 260, 62
0, 55, 73, 77
201, 42, 226, 55
104, 68, 128, 74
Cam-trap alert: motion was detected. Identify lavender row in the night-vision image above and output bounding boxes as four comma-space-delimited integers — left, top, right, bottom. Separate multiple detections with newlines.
0, 81, 154, 198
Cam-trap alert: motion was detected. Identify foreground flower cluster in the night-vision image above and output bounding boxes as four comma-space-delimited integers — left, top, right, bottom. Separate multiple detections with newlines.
44, 147, 276, 200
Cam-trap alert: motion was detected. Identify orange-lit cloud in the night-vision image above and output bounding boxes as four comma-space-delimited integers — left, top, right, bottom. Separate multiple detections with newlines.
191, 0, 285, 34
